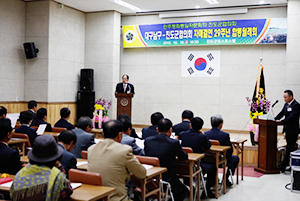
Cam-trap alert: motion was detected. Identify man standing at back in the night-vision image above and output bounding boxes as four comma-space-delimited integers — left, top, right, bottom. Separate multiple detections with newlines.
172, 110, 194, 136
275, 90, 300, 173
205, 114, 239, 187
144, 118, 189, 201
142, 112, 164, 139
115, 74, 135, 94
88, 120, 146, 201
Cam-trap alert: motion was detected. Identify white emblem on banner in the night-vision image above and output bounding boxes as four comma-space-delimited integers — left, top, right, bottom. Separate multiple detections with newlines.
181, 50, 221, 77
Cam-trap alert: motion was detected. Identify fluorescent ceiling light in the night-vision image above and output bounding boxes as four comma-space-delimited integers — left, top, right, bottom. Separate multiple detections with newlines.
159, 8, 248, 18
205, 0, 220, 5
258, 0, 265, 4
113, 0, 142, 12
195, 5, 201, 9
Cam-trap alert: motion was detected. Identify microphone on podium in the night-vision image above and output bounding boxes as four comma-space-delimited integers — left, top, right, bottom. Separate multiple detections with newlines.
272, 100, 279, 108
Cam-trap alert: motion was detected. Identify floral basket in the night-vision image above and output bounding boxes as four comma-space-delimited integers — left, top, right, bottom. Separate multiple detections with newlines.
93, 97, 112, 129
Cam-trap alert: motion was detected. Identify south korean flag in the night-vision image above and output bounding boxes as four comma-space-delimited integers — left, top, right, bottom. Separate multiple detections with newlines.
181, 50, 221, 77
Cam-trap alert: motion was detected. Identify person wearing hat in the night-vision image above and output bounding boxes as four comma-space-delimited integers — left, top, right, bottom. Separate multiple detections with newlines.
10, 134, 73, 201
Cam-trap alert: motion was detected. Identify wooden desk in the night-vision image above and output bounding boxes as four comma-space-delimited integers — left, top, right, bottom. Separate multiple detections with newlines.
138, 167, 167, 201
232, 139, 247, 184
8, 138, 28, 156
176, 153, 205, 201
91, 129, 103, 139
0, 175, 116, 201
43, 131, 60, 138
205, 145, 231, 198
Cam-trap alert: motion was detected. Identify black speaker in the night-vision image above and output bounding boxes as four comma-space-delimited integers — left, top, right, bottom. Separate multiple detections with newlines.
77, 91, 95, 121
23, 42, 39, 59
80, 69, 94, 91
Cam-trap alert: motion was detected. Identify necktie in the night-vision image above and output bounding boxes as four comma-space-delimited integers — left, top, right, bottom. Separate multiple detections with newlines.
124, 84, 126, 93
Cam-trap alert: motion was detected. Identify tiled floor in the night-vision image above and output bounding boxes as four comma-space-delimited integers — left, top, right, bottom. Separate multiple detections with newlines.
186, 172, 300, 201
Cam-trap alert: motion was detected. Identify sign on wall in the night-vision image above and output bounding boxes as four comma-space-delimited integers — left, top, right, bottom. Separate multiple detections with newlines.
123, 18, 287, 48
181, 51, 220, 77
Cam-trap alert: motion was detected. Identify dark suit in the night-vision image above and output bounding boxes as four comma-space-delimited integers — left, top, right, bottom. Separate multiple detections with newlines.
179, 129, 216, 190
15, 125, 37, 146
28, 110, 36, 120
57, 143, 77, 178
142, 125, 158, 139
54, 119, 75, 130
0, 142, 22, 174
172, 120, 190, 136
205, 127, 239, 178
115, 82, 135, 94
144, 134, 189, 201
71, 128, 95, 158
31, 119, 52, 132
275, 99, 300, 168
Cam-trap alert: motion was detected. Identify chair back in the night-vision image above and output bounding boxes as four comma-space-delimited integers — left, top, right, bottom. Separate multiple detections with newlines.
182, 147, 193, 153
81, 150, 88, 159
209, 139, 220, 145
12, 133, 31, 147
69, 169, 102, 185
136, 155, 160, 167
52, 127, 66, 133
30, 126, 38, 130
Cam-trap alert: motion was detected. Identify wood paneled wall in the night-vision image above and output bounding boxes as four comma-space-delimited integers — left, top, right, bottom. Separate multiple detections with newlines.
1, 102, 77, 125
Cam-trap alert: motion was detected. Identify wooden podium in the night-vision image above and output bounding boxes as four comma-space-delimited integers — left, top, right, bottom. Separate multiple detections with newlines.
115, 93, 134, 119
253, 118, 282, 174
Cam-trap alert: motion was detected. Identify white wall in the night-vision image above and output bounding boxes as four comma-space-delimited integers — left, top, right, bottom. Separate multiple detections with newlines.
121, 7, 288, 130
0, 0, 25, 102
48, 1, 85, 102
85, 11, 121, 117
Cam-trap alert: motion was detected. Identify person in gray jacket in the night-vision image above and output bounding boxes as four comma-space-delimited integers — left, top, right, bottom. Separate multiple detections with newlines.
119, 118, 144, 155
71, 116, 95, 158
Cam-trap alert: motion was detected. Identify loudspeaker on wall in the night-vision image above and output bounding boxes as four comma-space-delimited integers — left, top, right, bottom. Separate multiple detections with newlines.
23, 42, 39, 59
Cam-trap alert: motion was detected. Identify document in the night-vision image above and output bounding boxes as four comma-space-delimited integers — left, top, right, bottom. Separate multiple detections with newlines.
71, 183, 82, 189
37, 124, 47, 135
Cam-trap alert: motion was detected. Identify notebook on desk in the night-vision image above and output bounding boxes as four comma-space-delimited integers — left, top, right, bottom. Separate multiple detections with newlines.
36, 124, 47, 135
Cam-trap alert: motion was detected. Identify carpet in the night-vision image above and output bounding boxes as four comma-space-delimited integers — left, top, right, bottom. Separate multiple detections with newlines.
218, 166, 264, 178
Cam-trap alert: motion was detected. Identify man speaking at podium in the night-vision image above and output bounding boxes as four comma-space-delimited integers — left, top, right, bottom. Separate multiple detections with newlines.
115, 74, 135, 94
275, 90, 300, 173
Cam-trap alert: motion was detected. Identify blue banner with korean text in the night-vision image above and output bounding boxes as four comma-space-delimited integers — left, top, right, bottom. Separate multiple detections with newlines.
123, 18, 287, 48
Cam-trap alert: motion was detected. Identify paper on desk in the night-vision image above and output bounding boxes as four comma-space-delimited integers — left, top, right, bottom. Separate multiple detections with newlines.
135, 139, 144, 149
95, 138, 104, 144
0, 181, 13, 187
142, 164, 153, 170
76, 161, 88, 167
71, 183, 82, 189
37, 124, 47, 135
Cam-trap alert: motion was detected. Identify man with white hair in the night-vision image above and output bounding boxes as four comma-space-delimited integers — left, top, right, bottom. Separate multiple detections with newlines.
205, 114, 239, 187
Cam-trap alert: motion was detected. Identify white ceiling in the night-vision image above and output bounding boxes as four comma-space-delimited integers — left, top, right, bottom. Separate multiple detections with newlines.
53, 0, 287, 14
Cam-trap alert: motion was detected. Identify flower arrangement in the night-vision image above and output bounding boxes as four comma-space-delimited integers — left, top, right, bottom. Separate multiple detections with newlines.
93, 97, 112, 128
246, 89, 271, 145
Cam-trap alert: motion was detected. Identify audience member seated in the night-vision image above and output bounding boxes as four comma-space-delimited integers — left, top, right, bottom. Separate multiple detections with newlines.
172, 110, 194, 136
0, 118, 22, 175
0, 106, 7, 118
119, 118, 144, 155
205, 114, 239, 187
71, 116, 95, 158
117, 113, 139, 138
142, 112, 164, 139
10, 134, 72, 201
88, 120, 146, 201
54, 107, 75, 130
57, 130, 77, 177
144, 118, 189, 201
15, 111, 37, 145
27, 100, 37, 119
179, 117, 216, 198
31, 108, 52, 132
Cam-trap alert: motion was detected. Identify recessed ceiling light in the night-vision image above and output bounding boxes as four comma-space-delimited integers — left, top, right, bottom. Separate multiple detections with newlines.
195, 5, 201, 9
205, 0, 220, 5
259, 0, 265, 4
113, 0, 142, 12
